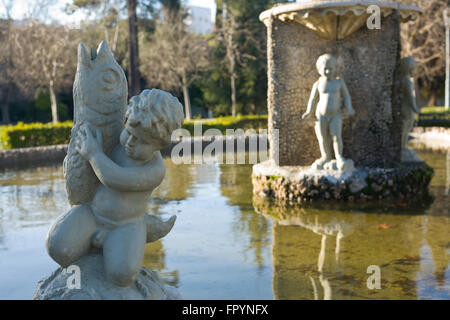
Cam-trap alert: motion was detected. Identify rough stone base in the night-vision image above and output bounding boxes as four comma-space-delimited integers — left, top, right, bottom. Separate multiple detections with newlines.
252, 160, 434, 203
32, 253, 180, 300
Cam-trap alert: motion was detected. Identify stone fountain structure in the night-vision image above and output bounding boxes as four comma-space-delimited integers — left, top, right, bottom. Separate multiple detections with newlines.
252, 0, 434, 203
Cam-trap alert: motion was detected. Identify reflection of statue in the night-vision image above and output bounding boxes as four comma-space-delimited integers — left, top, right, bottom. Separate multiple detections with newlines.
399, 57, 421, 162
277, 213, 354, 300
35, 41, 184, 300
302, 54, 355, 171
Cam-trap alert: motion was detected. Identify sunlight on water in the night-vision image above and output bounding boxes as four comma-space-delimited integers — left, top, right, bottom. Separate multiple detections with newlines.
0, 148, 448, 299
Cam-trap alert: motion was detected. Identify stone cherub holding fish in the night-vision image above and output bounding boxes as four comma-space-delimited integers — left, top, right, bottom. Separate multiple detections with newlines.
302, 54, 355, 171
34, 41, 184, 299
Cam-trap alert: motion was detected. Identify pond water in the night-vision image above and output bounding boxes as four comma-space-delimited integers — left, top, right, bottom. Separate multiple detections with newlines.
0, 148, 449, 300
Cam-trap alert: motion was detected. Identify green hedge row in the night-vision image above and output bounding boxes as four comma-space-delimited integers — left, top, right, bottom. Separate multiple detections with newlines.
0, 115, 269, 150
0, 121, 73, 150
182, 115, 268, 136
417, 107, 450, 128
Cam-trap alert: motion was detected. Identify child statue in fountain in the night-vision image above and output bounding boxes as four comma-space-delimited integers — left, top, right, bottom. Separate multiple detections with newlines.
399, 57, 421, 162
46, 89, 184, 288
302, 54, 355, 171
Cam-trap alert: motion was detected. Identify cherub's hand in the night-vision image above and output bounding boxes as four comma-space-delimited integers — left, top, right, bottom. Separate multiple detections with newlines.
347, 109, 355, 117
302, 112, 311, 120
75, 124, 103, 160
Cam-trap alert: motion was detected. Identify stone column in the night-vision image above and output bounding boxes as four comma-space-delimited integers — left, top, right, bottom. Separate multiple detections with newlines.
266, 13, 404, 168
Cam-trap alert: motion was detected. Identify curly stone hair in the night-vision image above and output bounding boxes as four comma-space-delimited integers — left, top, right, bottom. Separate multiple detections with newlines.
125, 89, 185, 147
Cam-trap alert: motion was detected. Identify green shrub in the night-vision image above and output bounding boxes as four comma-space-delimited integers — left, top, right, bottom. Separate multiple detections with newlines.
417, 106, 450, 128
419, 106, 448, 114
183, 115, 268, 136
0, 115, 269, 150
0, 121, 73, 150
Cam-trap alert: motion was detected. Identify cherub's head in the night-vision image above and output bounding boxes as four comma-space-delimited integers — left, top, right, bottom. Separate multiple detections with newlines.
316, 54, 338, 79
120, 89, 184, 161
400, 57, 418, 77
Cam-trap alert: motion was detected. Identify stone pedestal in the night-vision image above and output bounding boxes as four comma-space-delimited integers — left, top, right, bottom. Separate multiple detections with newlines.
32, 253, 180, 300
253, 160, 433, 203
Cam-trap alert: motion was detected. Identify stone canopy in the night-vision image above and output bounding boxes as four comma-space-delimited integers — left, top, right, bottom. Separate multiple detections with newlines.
259, 0, 422, 40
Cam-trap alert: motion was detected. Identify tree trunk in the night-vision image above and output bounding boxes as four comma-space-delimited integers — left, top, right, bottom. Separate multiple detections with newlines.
126, 0, 141, 97
427, 90, 438, 107
112, 22, 120, 56
1, 103, 10, 125
231, 73, 236, 117
49, 81, 59, 124
182, 84, 192, 120
0, 87, 11, 124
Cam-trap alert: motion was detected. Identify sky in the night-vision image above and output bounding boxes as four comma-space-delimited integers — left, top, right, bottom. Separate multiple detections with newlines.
0, 0, 217, 24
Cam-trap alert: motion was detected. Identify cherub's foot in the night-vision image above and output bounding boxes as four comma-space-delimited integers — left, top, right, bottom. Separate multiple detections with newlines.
311, 157, 329, 170
336, 157, 354, 171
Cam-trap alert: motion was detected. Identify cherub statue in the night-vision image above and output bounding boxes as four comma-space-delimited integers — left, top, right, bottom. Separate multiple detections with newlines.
302, 54, 355, 171
399, 57, 421, 162
46, 41, 185, 288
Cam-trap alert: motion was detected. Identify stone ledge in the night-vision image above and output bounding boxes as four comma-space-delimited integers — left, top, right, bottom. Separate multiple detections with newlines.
0, 145, 68, 168
252, 160, 434, 203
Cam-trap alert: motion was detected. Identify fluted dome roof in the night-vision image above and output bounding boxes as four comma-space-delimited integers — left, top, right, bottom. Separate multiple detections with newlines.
260, 0, 422, 40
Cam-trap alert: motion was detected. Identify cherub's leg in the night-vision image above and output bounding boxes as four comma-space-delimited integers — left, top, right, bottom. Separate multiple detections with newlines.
401, 114, 415, 150
103, 221, 146, 287
314, 117, 332, 164
46, 204, 96, 267
329, 114, 344, 162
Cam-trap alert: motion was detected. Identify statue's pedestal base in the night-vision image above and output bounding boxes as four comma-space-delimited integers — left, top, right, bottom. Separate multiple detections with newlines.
401, 147, 422, 163
252, 160, 434, 203
32, 253, 180, 300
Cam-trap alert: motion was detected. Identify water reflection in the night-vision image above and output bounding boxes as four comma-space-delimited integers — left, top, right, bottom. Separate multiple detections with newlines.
219, 163, 271, 270
251, 147, 450, 300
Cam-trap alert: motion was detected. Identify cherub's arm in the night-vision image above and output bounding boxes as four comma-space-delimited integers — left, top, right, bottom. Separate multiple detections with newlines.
340, 79, 355, 116
302, 80, 320, 119
404, 77, 420, 114
88, 151, 165, 192
75, 125, 165, 192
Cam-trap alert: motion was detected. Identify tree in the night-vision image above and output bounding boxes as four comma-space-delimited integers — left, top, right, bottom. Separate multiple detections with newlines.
72, 0, 123, 55
218, 5, 239, 117
401, 0, 447, 106
0, 0, 13, 124
126, 0, 141, 96
199, 0, 284, 117
140, 8, 210, 120
72, 0, 179, 97
11, 21, 79, 123
74, 0, 142, 96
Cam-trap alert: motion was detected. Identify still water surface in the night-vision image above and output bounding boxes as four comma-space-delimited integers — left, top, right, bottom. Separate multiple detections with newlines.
0, 148, 448, 299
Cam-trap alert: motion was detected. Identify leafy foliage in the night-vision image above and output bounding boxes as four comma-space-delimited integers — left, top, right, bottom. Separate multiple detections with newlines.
0, 121, 73, 150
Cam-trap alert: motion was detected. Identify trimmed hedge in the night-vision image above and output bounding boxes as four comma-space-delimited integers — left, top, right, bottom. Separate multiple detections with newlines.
417, 106, 450, 128
183, 115, 268, 136
0, 115, 269, 150
0, 121, 73, 150
419, 106, 448, 114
